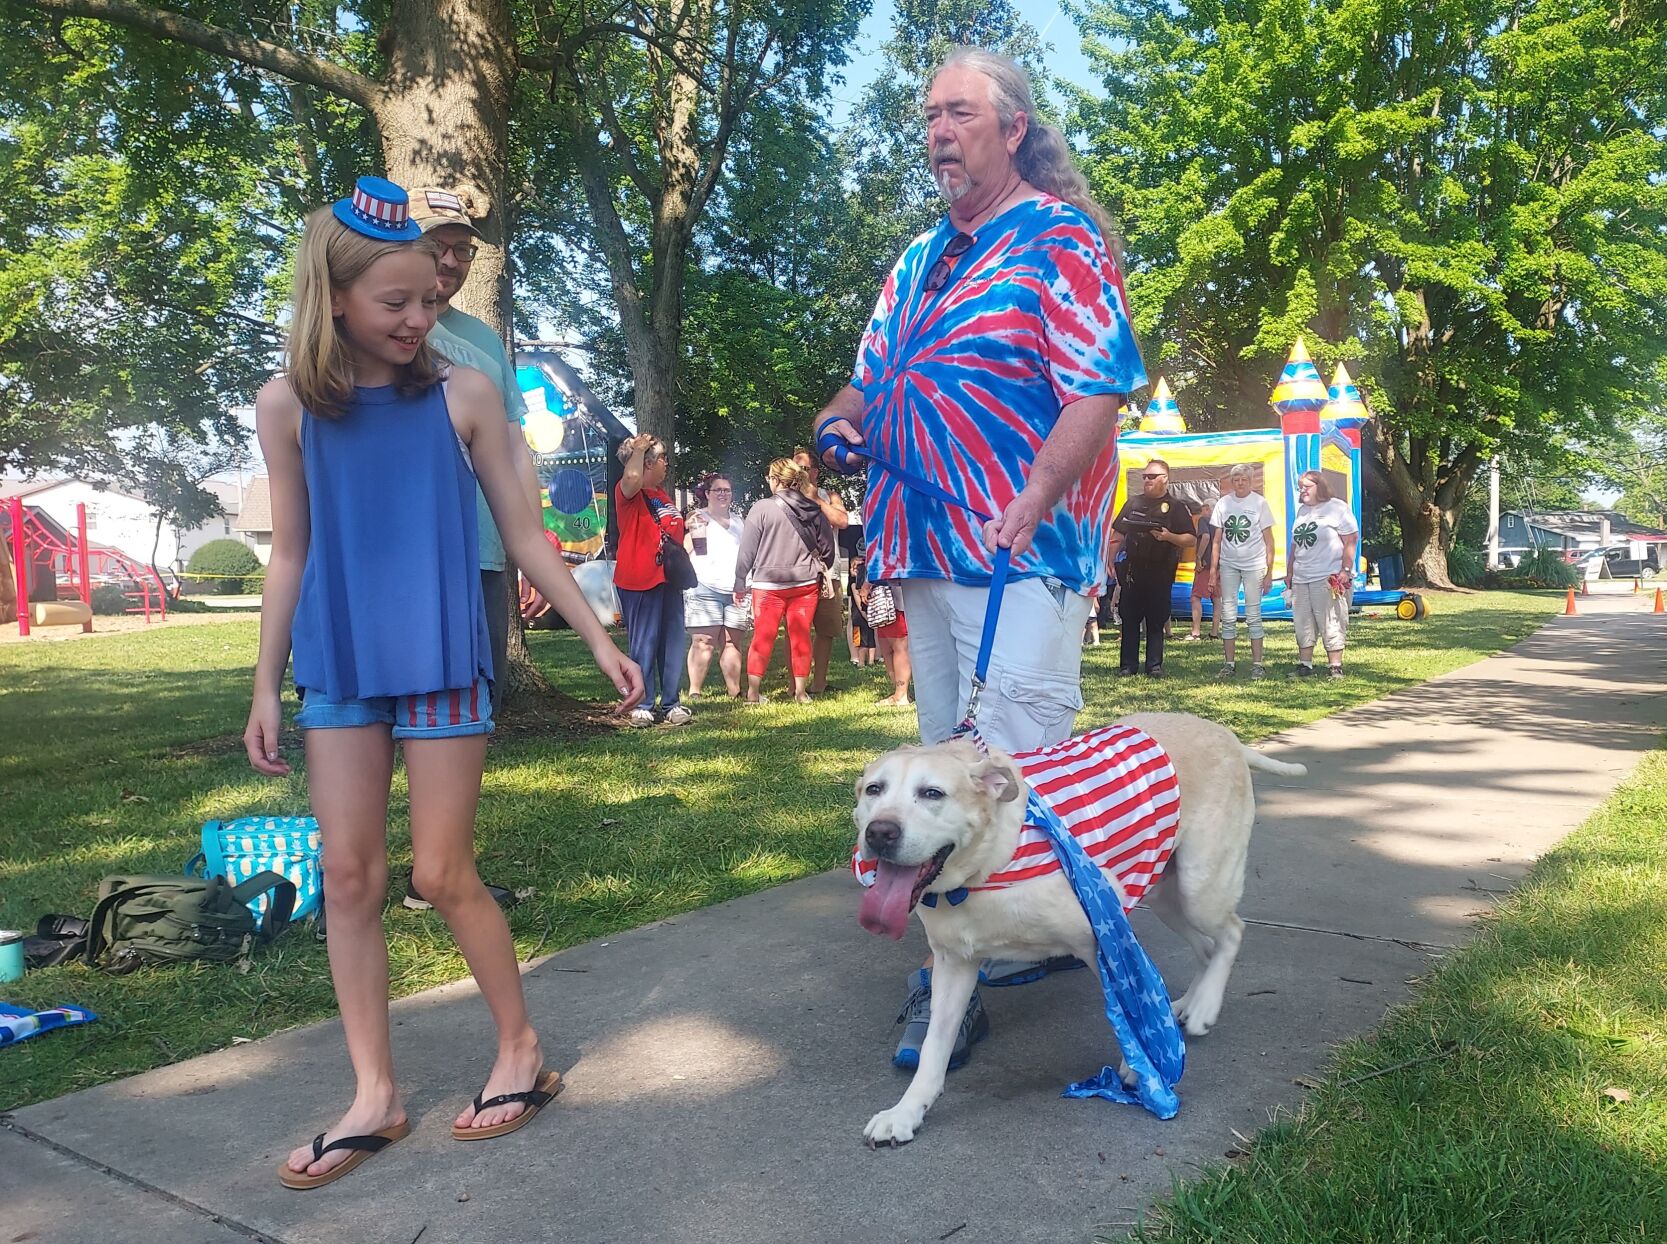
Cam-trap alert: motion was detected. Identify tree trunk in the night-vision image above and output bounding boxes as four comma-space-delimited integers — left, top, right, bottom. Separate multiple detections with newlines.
374, 0, 515, 335
498, 555, 555, 705
1398, 504, 1457, 590
370, 0, 553, 695
1368, 429, 1479, 592
150, 511, 167, 591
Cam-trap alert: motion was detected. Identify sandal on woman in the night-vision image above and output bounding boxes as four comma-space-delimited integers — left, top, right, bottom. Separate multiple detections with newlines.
278, 1119, 410, 1190
451, 1068, 563, 1141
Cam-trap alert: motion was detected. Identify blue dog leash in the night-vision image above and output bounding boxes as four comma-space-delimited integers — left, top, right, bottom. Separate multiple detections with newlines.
823, 427, 1185, 1118
819, 429, 1011, 724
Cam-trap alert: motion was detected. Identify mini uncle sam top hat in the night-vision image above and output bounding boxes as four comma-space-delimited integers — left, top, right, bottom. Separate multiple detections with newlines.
332, 176, 422, 242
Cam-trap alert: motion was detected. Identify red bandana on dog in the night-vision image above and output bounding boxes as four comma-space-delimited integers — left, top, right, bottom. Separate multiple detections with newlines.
854, 723, 1181, 907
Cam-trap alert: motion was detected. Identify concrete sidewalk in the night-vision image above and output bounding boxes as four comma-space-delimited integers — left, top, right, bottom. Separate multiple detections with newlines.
6, 597, 1665, 1244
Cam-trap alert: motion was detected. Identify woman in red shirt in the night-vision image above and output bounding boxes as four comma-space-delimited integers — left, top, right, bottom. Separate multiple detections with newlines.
613, 435, 690, 726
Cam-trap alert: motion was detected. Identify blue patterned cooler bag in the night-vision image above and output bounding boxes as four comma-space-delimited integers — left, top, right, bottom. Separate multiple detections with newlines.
186, 816, 323, 923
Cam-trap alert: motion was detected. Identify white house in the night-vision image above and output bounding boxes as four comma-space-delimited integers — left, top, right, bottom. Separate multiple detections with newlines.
235, 476, 273, 565
0, 476, 242, 573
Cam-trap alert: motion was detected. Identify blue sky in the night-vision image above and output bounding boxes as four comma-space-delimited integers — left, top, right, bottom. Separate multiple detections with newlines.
826, 0, 1101, 125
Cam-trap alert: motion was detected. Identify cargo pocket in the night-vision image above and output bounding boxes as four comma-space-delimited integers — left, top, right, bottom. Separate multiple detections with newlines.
984, 665, 1085, 750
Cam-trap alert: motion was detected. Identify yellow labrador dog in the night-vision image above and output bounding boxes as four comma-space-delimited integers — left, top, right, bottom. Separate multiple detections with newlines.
854, 712, 1305, 1146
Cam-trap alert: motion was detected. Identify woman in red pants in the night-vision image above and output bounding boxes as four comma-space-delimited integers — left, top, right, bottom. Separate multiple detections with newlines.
732, 458, 836, 703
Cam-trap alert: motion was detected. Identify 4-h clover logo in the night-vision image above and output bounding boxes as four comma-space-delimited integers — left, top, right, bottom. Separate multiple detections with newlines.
1223, 514, 1253, 544
1292, 521, 1319, 549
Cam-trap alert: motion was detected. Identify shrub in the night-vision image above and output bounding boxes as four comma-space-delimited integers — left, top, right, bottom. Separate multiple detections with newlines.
186, 539, 263, 594
1503, 547, 1581, 590
90, 584, 130, 615
1447, 545, 1487, 588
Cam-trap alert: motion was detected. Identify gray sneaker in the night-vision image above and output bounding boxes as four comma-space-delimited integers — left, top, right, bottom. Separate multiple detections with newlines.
893, 968, 989, 1071
1250, 663, 1267, 680
1286, 664, 1316, 679
1215, 662, 1237, 679
1327, 665, 1345, 680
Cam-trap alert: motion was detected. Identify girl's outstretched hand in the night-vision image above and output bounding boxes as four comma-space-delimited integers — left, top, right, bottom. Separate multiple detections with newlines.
593, 644, 646, 712
244, 695, 291, 776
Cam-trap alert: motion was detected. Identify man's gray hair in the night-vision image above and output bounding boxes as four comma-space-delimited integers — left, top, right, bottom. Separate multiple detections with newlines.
937, 46, 1122, 255
616, 436, 665, 466
1228, 463, 1254, 481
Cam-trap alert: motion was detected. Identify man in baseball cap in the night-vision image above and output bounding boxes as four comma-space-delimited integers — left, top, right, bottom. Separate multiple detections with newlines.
403, 185, 542, 914
409, 186, 484, 238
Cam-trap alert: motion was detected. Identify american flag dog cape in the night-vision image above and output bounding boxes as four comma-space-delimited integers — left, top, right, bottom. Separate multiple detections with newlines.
853, 721, 1188, 1119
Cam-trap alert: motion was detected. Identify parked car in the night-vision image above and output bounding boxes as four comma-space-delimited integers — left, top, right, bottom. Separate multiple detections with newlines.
1571, 545, 1661, 580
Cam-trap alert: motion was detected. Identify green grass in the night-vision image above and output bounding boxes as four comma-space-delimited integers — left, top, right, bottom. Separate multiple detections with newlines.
0, 590, 1556, 1111
1122, 747, 1667, 1244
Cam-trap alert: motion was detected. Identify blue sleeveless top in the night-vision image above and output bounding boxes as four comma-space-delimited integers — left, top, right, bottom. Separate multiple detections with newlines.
290, 382, 493, 700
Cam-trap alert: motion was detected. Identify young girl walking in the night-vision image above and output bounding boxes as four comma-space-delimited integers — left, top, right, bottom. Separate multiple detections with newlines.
244, 178, 644, 1190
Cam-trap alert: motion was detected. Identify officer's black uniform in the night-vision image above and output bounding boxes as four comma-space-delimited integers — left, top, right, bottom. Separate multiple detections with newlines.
1112, 492, 1195, 674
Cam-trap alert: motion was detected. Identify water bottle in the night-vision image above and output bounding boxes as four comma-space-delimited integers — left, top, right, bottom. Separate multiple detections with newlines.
0, 930, 24, 983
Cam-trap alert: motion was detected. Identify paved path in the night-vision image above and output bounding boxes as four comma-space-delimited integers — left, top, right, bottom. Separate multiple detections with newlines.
6, 596, 1664, 1244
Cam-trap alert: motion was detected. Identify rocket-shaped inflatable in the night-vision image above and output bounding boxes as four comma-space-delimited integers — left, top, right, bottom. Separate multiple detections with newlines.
1138, 377, 1186, 434
1271, 338, 1329, 542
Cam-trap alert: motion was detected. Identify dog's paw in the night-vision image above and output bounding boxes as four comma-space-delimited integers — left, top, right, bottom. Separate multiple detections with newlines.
863, 1105, 924, 1148
1172, 989, 1222, 1036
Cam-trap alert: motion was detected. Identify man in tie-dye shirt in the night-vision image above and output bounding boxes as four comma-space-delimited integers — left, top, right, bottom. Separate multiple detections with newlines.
815, 46, 1147, 1069
818, 49, 1145, 753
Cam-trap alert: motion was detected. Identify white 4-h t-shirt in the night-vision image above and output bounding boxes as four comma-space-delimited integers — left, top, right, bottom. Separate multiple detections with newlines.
1209, 492, 1276, 572
1288, 499, 1359, 584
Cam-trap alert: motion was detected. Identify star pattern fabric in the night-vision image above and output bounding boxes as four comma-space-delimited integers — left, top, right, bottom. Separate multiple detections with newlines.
1028, 786, 1185, 1119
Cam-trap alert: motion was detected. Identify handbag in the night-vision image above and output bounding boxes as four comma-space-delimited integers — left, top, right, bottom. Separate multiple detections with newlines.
658, 534, 699, 592
186, 815, 323, 924
864, 581, 898, 629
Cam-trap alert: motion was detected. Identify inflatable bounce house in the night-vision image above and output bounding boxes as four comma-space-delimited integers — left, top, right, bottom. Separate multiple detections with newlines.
1114, 339, 1425, 622
514, 350, 630, 561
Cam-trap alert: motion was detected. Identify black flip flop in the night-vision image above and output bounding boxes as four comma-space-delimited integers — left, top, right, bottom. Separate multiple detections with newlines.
451, 1068, 563, 1141
278, 1119, 410, 1190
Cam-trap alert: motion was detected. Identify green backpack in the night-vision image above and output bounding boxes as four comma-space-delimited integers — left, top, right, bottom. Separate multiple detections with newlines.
85, 872, 296, 973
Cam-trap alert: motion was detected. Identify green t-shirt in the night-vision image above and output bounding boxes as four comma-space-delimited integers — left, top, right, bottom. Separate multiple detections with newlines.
428, 310, 528, 572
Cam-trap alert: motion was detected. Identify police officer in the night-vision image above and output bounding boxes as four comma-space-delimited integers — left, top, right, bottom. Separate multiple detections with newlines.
1110, 458, 1196, 677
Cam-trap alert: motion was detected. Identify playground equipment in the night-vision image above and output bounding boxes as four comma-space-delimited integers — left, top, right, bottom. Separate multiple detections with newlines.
1114, 339, 1426, 623
3, 497, 168, 636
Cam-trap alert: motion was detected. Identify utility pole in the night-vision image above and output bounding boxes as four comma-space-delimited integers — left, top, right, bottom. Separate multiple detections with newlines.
1486, 456, 1501, 571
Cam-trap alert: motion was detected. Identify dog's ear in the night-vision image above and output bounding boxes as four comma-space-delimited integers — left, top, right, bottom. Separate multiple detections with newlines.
970, 758, 1022, 804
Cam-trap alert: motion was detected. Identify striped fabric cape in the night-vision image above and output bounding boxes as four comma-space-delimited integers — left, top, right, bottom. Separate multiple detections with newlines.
853, 722, 1181, 909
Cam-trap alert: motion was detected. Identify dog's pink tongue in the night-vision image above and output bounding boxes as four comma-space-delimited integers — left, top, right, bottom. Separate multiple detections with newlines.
859, 860, 919, 940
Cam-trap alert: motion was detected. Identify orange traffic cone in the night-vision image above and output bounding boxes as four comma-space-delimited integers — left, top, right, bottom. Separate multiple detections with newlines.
1564, 588, 1578, 615
1633, 577, 1642, 594
1654, 587, 1664, 614
1579, 578, 1591, 596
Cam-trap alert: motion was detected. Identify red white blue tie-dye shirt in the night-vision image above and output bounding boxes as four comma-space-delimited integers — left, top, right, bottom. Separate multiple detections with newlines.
853, 196, 1146, 594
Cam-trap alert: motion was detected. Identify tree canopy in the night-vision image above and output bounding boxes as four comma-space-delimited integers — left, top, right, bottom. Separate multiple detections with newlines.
1073, 0, 1667, 584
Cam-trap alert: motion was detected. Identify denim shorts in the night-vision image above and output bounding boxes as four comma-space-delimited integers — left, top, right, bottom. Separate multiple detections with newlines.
295, 678, 494, 739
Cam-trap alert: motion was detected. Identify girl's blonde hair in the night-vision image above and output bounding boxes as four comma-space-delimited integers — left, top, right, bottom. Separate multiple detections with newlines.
766, 457, 808, 493
285, 207, 444, 420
